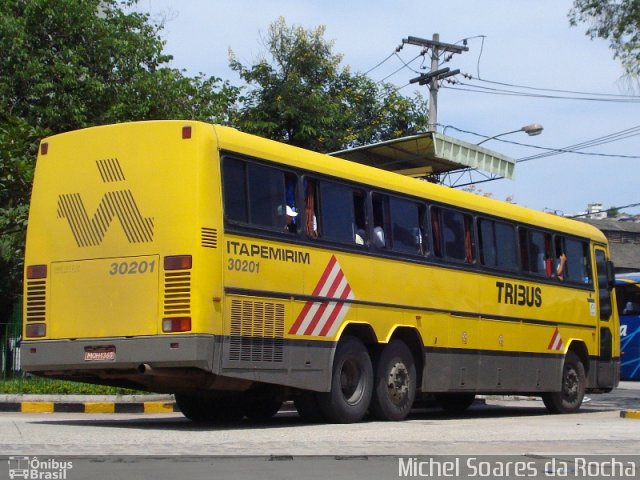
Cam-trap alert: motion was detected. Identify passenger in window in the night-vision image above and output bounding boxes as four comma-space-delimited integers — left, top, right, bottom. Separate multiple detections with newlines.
544, 253, 553, 277
372, 226, 386, 248
555, 252, 567, 281
304, 180, 318, 238
284, 176, 297, 233
285, 205, 298, 233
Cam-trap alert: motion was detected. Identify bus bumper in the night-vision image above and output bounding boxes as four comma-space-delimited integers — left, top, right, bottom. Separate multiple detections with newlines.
21, 335, 217, 373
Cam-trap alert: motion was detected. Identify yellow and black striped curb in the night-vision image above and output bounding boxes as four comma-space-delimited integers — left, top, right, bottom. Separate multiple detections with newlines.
620, 410, 640, 419
0, 401, 178, 414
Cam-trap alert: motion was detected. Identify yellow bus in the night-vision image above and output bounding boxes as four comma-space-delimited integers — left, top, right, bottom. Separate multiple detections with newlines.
21, 120, 619, 423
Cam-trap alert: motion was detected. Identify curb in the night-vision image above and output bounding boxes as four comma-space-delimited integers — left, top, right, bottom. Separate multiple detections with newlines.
620, 410, 640, 419
0, 400, 178, 414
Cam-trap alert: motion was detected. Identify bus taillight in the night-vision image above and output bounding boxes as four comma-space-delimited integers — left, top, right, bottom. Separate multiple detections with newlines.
164, 255, 192, 270
163, 317, 191, 333
26, 323, 46, 337
26, 264, 47, 279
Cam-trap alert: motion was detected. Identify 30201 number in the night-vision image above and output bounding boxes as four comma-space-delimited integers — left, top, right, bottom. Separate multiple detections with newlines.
109, 260, 156, 276
227, 258, 260, 273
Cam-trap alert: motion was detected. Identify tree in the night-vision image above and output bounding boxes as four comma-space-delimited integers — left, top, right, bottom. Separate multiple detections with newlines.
569, 0, 640, 80
0, 0, 239, 319
230, 17, 427, 152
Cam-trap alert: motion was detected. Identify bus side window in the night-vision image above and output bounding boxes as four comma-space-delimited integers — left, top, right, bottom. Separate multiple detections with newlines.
304, 178, 319, 238
222, 157, 248, 223
560, 236, 592, 284
284, 173, 298, 233
518, 228, 530, 271
222, 157, 299, 234
440, 208, 474, 264
478, 218, 517, 271
353, 190, 367, 245
430, 207, 442, 258
526, 229, 552, 277
371, 193, 390, 249
389, 196, 426, 255
316, 180, 367, 246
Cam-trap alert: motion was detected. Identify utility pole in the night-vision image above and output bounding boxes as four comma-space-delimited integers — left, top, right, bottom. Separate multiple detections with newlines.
403, 34, 468, 132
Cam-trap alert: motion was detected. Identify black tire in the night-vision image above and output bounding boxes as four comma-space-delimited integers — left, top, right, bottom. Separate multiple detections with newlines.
370, 340, 417, 421
434, 393, 476, 413
244, 399, 282, 421
175, 393, 245, 423
316, 336, 373, 423
294, 391, 326, 422
542, 350, 586, 414
241, 387, 283, 421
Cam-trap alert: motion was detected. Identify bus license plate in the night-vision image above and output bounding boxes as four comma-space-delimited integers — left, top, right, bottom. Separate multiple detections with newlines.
84, 347, 116, 362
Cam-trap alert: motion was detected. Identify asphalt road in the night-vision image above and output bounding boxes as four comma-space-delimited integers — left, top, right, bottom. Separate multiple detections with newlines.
0, 383, 638, 479
0, 383, 638, 455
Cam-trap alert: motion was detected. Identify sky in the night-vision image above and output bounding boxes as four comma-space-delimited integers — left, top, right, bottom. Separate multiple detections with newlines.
137, 0, 639, 216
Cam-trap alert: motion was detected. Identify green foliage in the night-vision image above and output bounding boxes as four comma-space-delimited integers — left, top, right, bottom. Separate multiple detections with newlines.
569, 0, 640, 78
0, 377, 144, 395
0, 5, 429, 333
230, 17, 427, 152
0, 0, 239, 319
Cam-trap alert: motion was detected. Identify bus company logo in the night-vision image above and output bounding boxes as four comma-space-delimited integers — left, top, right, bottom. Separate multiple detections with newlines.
8, 456, 73, 479
289, 255, 355, 337
548, 327, 564, 351
57, 158, 154, 247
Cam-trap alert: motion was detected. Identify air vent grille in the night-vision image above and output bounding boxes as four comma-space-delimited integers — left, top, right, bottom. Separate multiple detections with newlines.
163, 271, 191, 315
25, 280, 47, 322
201, 227, 218, 248
229, 300, 284, 362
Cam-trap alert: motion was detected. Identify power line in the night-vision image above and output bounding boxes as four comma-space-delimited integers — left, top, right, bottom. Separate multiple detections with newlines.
519, 125, 640, 162
470, 75, 640, 100
442, 83, 640, 103
377, 53, 424, 83
362, 51, 397, 76
442, 124, 640, 160
568, 203, 640, 218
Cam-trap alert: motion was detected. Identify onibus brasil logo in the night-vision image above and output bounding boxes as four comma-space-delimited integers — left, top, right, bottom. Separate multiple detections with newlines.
57, 158, 154, 247
8, 456, 73, 480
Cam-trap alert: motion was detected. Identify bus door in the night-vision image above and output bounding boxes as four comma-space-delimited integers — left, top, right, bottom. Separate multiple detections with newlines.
593, 248, 616, 388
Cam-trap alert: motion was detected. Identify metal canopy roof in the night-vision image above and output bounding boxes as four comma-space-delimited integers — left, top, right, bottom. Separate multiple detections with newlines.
330, 131, 516, 179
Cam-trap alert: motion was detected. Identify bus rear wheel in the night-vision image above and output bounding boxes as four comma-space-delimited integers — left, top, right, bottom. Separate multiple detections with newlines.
542, 351, 586, 414
316, 336, 373, 423
175, 393, 244, 423
294, 391, 326, 422
434, 393, 476, 413
370, 340, 416, 421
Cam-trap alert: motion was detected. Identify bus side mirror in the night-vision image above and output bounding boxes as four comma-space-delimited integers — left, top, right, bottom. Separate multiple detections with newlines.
606, 260, 616, 290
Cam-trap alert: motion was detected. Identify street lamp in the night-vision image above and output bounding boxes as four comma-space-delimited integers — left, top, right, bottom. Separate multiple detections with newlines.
476, 123, 543, 145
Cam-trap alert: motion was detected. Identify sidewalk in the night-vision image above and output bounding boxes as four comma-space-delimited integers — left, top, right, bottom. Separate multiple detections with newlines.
0, 394, 177, 414
0, 382, 637, 414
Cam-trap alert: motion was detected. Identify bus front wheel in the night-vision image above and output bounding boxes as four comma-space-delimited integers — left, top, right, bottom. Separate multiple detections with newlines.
370, 340, 417, 421
542, 351, 586, 414
316, 336, 373, 423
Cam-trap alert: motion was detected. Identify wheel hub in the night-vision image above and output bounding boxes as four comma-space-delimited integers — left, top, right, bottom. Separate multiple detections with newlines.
387, 361, 410, 403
